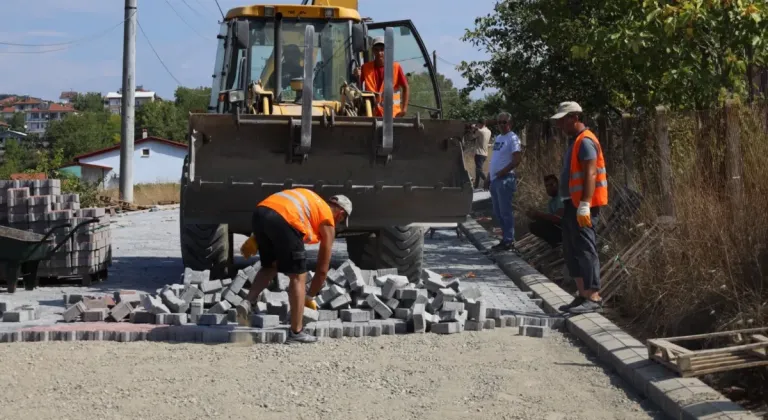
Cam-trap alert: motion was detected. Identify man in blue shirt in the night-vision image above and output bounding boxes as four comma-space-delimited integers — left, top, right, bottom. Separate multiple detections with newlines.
525, 174, 564, 247
488, 112, 523, 251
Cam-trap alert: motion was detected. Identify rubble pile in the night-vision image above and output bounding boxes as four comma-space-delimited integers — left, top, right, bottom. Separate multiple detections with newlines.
56, 259, 554, 341
0, 179, 112, 283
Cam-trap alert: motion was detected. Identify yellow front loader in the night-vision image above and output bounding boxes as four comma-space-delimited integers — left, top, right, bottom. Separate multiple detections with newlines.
180, 0, 473, 281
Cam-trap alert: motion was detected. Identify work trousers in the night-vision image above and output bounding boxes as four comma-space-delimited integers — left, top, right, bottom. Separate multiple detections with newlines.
474, 155, 487, 189
490, 173, 517, 243
528, 219, 562, 247
561, 199, 601, 291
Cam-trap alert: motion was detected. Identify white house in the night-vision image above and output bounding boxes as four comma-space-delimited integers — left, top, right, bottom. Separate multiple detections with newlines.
61, 131, 187, 188
104, 87, 157, 115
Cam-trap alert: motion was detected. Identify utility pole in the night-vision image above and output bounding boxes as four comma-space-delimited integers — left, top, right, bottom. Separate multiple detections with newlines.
119, 0, 137, 203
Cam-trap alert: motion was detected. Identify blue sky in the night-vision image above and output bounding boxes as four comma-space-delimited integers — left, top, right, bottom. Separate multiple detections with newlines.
0, 0, 495, 102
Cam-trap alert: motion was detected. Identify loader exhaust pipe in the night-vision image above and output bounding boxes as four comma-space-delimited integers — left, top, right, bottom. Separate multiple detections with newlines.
381, 27, 395, 155
297, 24, 315, 154
273, 15, 283, 102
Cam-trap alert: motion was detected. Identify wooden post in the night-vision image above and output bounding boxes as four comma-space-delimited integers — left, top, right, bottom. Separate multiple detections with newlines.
724, 100, 744, 219
597, 115, 611, 175
655, 106, 675, 218
621, 113, 635, 190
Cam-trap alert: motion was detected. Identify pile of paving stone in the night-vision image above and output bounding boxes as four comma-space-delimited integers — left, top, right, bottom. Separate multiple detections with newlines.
0, 179, 112, 281
55, 259, 553, 340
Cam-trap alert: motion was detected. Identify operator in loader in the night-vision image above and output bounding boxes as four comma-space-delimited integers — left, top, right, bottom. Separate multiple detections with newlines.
235, 188, 352, 344
353, 36, 410, 117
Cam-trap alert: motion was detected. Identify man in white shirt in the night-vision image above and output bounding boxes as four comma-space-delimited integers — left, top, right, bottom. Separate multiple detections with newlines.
472, 118, 492, 190
488, 112, 523, 251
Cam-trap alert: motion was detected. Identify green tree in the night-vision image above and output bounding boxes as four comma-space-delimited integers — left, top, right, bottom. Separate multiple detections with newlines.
174, 86, 211, 115
135, 100, 186, 141
0, 138, 33, 178
460, 0, 768, 121
73, 92, 105, 112
9, 112, 26, 131
45, 111, 121, 162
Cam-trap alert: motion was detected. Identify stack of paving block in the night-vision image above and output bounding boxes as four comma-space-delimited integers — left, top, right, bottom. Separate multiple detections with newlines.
0, 301, 41, 322
0, 179, 112, 282
59, 259, 558, 340
60, 291, 140, 323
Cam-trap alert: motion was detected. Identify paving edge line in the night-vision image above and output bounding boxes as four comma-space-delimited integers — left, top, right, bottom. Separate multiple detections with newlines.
458, 218, 758, 420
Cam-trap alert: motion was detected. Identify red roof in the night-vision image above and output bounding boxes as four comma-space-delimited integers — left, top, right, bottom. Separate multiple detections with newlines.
73, 136, 187, 161
26, 104, 75, 113
1, 107, 15, 113
0, 97, 17, 105
0, 121, 7, 127
13, 98, 42, 105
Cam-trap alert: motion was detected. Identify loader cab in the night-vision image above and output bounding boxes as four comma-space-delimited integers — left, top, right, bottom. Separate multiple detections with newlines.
209, 5, 442, 119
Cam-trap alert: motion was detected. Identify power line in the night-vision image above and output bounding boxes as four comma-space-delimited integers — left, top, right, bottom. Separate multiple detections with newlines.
0, 12, 132, 47
438, 56, 461, 67
137, 19, 184, 86
181, 0, 207, 20
214, 0, 225, 20
164, 0, 212, 40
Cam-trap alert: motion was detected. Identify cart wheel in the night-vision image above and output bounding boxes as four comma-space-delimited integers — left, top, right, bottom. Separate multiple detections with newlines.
22, 261, 40, 291
4, 262, 19, 293
98, 269, 108, 282
81, 274, 92, 287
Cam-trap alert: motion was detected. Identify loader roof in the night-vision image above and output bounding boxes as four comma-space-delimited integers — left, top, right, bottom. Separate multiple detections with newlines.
225, 4, 361, 21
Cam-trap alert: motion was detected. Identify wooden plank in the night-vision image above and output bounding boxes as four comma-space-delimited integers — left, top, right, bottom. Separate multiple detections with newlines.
664, 327, 768, 342
650, 339, 694, 355
682, 360, 768, 378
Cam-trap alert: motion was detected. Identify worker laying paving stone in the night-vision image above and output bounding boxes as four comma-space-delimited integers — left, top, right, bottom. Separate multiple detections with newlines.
0, 259, 558, 344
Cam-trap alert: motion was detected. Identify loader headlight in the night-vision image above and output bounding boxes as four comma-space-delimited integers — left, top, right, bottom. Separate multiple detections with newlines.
264, 6, 275, 17
228, 90, 245, 103
323, 8, 334, 18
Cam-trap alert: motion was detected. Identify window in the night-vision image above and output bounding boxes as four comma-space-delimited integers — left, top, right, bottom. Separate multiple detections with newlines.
223, 19, 352, 103
141, 148, 150, 157
367, 23, 440, 118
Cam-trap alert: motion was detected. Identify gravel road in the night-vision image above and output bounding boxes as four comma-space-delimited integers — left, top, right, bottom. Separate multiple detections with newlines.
0, 207, 664, 419
1, 332, 661, 420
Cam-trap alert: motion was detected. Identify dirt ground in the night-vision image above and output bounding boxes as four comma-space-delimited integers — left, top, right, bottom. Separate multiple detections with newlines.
0, 331, 662, 420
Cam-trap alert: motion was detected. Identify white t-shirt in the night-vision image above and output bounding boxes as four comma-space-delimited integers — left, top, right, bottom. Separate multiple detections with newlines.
489, 131, 521, 181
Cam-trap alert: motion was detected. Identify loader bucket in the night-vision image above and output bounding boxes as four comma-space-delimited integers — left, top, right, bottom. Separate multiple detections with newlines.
182, 112, 473, 234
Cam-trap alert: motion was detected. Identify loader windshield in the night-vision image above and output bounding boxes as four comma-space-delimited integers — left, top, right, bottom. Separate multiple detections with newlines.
226, 19, 351, 103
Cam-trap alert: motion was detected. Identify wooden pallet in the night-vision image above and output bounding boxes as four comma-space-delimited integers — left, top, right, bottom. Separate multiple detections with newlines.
647, 327, 768, 377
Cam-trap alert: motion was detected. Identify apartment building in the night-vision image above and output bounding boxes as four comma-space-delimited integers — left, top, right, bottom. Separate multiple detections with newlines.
103, 86, 157, 115
1, 100, 75, 135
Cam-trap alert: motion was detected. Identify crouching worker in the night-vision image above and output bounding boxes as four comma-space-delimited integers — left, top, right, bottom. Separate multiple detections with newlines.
525, 174, 564, 247
235, 188, 352, 344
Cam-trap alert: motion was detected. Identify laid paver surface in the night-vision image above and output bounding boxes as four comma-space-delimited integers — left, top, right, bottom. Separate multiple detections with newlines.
0, 208, 664, 419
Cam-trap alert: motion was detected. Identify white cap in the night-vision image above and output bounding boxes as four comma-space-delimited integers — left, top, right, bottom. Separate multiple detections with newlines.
550, 101, 583, 120
372, 36, 385, 47
329, 195, 352, 226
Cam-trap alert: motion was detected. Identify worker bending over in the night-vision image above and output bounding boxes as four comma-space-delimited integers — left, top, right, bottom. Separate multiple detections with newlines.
551, 101, 608, 315
235, 188, 352, 344
354, 36, 410, 117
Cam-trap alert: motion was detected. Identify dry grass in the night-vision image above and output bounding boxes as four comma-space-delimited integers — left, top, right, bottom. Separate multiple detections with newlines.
512, 105, 768, 405
102, 183, 180, 206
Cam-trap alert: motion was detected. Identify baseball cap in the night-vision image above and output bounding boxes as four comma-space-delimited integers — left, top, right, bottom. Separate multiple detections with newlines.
329, 195, 353, 226
550, 101, 583, 120
372, 36, 385, 47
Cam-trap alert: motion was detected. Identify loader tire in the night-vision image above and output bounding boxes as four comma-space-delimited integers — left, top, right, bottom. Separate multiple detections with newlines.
179, 156, 230, 279
345, 225, 425, 282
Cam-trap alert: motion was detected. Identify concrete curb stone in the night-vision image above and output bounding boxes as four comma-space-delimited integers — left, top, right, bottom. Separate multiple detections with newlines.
458, 217, 758, 420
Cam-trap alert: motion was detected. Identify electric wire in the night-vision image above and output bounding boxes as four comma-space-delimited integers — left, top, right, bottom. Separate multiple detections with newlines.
0, 11, 133, 50
164, 0, 212, 40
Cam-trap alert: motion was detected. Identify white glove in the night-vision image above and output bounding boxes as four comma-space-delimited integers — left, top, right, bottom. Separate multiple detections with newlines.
576, 201, 592, 228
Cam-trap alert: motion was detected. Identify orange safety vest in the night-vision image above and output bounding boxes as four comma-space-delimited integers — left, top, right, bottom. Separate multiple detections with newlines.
257, 188, 335, 245
361, 61, 402, 117
568, 129, 608, 207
